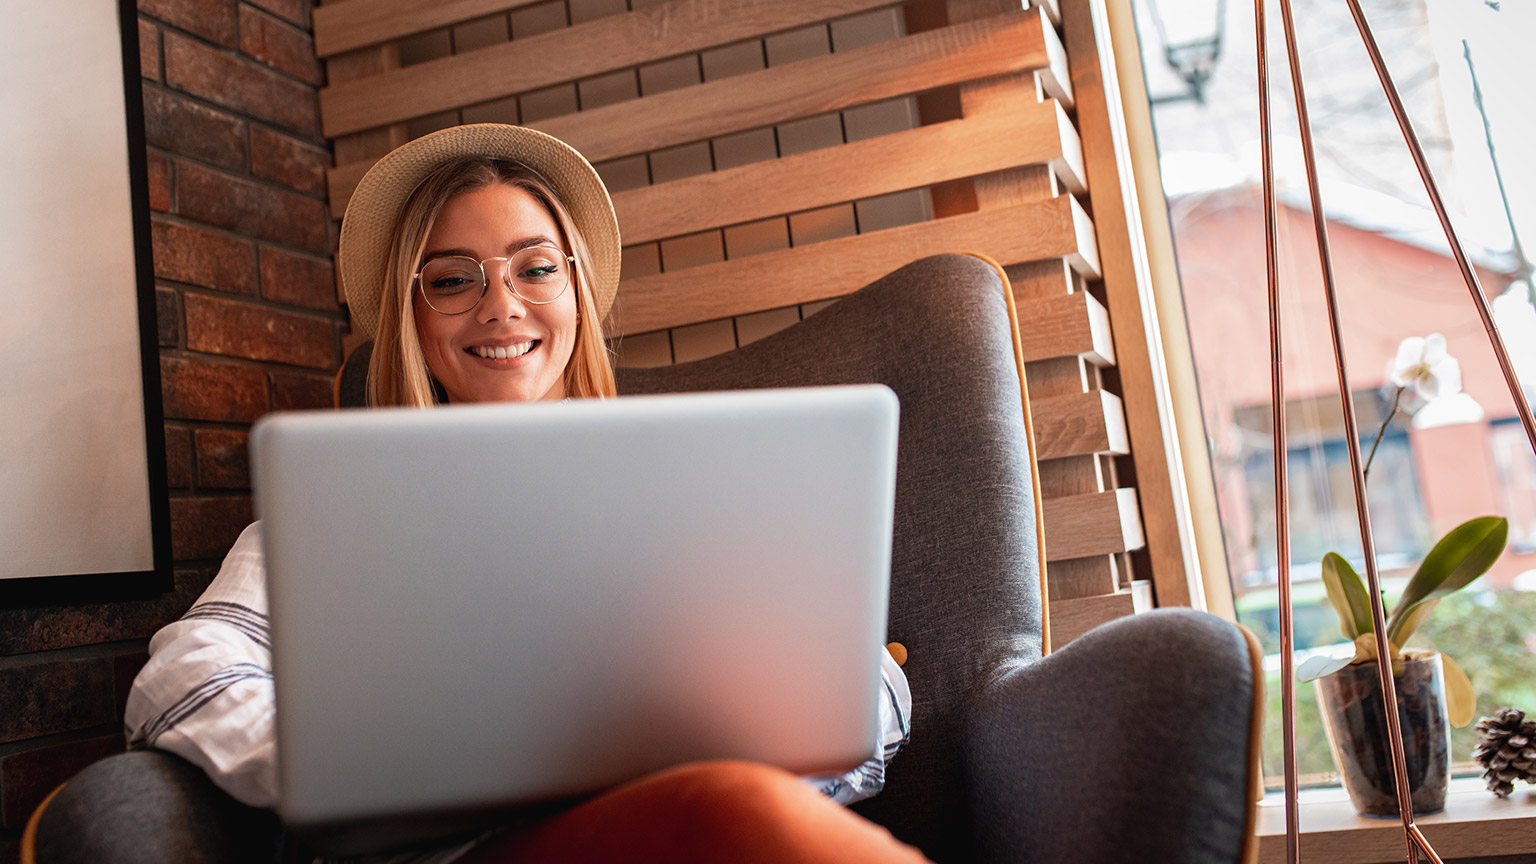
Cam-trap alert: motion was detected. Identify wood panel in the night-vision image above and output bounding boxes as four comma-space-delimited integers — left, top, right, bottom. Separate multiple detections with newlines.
1048, 579, 1151, 644
324, 0, 409, 350
320, 0, 904, 137
612, 100, 1084, 246
1062, 0, 1199, 606
946, 0, 1072, 109
313, 0, 546, 57
611, 195, 1099, 335
1103, 0, 1232, 619
1047, 555, 1121, 601
326, 9, 1059, 215
1016, 291, 1114, 366
1042, 487, 1143, 562
1036, 454, 1110, 498
1032, 389, 1127, 460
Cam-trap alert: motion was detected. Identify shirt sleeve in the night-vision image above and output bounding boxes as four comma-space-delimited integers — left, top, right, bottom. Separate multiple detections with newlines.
804, 647, 913, 805
124, 522, 280, 809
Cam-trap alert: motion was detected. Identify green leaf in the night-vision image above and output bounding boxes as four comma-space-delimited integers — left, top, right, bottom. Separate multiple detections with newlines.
1441, 652, 1476, 728
1320, 552, 1373, 640
1387, 598, 1440, 649
1387, 517, 1508, 643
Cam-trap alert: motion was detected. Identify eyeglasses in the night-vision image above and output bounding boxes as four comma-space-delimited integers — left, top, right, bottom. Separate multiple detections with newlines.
414, 245, 575, 315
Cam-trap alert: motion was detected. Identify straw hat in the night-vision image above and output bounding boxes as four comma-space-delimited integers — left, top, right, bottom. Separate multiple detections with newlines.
338, 124, 621, 339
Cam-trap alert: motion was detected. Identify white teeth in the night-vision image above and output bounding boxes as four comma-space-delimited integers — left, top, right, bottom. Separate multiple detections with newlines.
472, 342, 534, 359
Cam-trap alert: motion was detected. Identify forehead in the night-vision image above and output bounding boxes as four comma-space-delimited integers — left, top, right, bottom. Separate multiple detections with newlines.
425, 183, 561, 250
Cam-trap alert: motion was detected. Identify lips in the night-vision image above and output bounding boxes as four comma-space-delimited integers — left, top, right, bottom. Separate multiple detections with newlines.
467, 340, 538, 360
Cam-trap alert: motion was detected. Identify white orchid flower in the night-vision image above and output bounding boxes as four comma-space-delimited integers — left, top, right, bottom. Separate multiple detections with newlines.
1388, 333, 1463, 401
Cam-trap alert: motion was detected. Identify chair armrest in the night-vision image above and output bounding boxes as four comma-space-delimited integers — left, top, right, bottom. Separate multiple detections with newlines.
962, 608, 1262, 864
30, 750, 283, 864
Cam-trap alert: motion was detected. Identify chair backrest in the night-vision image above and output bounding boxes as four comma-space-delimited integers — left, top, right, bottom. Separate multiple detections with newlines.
335, 253, 1043, 859
618, 254, 1042, 859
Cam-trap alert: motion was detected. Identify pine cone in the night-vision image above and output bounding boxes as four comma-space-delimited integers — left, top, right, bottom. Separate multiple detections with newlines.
1473, 707, 1536, 797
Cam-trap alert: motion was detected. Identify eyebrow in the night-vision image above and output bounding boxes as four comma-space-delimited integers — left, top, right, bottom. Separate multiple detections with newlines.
422, 235, 562, 262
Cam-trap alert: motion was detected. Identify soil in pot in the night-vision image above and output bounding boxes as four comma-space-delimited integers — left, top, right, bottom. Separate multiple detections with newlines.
1314, 653, 1450, 816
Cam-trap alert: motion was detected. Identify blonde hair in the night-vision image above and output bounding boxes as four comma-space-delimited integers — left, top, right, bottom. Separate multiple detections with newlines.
367, 157, 616, 407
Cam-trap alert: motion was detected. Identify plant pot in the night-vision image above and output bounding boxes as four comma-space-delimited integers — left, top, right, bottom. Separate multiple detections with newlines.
1314, 653, 1450, 817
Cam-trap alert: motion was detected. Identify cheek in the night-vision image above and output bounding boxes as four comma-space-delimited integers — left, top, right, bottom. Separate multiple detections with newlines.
554, 297, 580, 353
412, 299, 454, 365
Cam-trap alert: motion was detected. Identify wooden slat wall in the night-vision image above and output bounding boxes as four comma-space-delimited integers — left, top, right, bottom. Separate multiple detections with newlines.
1061, 0, 1201, 611
943, 0, 1150, 626
314, 0, 1175, 643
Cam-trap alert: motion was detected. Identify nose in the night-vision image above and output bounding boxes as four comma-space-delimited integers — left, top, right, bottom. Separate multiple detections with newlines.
475, 259, 527, 322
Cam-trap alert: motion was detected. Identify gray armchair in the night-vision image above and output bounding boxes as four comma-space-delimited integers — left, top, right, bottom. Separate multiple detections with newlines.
614, 253, 1261, 862
27, 254, 1260, 863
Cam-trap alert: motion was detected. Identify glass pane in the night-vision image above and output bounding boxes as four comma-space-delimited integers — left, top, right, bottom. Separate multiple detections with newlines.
1131, 0, 1536, 789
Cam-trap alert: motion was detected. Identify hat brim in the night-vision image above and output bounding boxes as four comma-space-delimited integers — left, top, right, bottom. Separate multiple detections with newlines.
338, 124, 621, 340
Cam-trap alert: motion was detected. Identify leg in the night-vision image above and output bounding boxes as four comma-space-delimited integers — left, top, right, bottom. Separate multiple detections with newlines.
462, 761, 930, 864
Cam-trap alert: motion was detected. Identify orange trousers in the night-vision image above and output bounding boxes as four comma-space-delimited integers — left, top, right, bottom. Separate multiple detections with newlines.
460, 760, 931, 864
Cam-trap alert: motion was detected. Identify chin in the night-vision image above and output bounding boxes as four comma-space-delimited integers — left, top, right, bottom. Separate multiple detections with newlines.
453, 376, 560, 404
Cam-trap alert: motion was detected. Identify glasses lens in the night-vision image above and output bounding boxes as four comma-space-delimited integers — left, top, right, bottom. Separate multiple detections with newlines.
418, 257, 486, 314
508, 247, 571, 303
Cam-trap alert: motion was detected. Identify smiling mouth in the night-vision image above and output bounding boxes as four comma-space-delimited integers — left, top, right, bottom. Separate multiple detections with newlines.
468, 341, 538, 360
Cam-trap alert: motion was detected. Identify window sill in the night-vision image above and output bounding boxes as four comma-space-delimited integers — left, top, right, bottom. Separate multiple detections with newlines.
1256, 778, 1536, 863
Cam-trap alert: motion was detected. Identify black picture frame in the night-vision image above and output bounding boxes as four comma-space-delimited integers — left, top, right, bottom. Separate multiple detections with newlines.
2, 0, 172, 608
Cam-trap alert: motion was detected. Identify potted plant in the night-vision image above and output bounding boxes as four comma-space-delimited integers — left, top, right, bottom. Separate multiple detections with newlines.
1297, 334, 1508, 816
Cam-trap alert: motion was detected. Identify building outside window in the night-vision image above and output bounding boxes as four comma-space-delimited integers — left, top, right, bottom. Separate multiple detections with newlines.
1490, 417, 1536, 557
1129, 0, 1536, 786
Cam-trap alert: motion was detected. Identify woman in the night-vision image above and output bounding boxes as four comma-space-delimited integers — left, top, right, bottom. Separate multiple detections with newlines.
125, 124, 923, 864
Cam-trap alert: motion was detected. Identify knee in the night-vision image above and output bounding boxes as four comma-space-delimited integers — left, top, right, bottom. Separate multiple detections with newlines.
637, 760, 821, 845
652, 760, 808, 812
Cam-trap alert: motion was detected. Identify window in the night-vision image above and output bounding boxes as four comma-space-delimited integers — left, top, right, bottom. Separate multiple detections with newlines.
1129, 0, 1536, 787
1234, 392, 1429, 595
1490, 418, 1536, 555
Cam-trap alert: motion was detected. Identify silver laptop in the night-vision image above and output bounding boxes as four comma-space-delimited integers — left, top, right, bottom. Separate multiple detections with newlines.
251, 385, 898, 843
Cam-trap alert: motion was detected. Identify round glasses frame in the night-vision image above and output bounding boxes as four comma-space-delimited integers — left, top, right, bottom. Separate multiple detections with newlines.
412, 245, 577, 315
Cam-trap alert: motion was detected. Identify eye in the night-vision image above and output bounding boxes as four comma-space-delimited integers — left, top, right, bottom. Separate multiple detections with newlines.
517, 257, 565, 282
421, 260, 483, 294
428, 276, 477, 293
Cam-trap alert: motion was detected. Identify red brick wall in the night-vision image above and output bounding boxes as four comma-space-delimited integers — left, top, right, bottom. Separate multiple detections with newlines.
0, 0, 335, 856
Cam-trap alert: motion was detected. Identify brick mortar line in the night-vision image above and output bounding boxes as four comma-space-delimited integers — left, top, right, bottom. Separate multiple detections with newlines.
160, 345, 338, 371
168, 418, 275, 433
240, 1, 312, 40
160, 346, 341, 377
0, 639, 152, 672
148, 209, 338, 260
166, 281, 346, 322
139, 83, 333, 169
0, 722, 127, 761
153, 75, 323, 148
247, 122, 333, 158
153, 15, 167, 86
138, 81, 328, 151
168, 556, 244, 571
165, 488, 254, 500
155, 281, 338, 321
143, 139, 332, 206
171, 346, 342, 376
137, 11, 325, 92
239, 0, 311, 31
